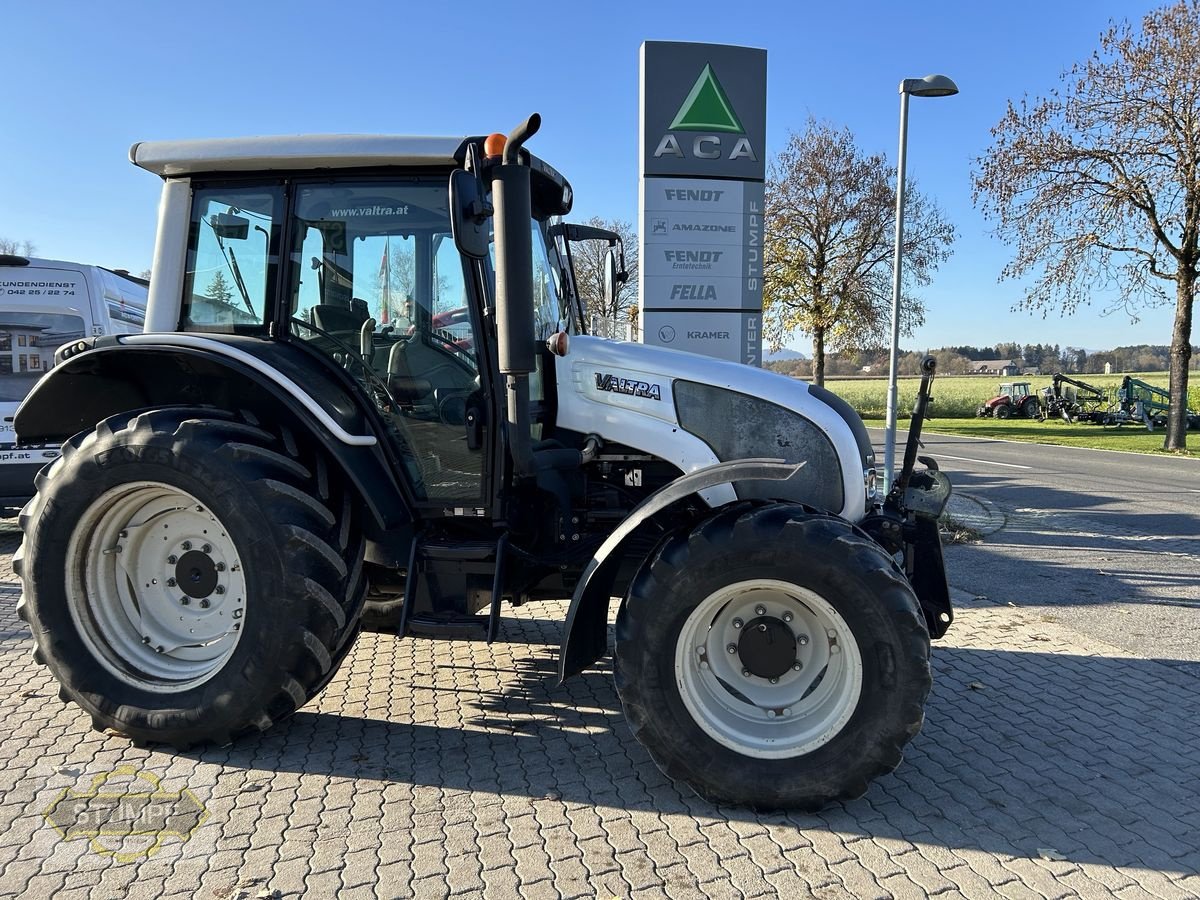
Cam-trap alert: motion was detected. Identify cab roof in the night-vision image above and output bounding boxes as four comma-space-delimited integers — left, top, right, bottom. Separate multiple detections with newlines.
129, 134, 471, 177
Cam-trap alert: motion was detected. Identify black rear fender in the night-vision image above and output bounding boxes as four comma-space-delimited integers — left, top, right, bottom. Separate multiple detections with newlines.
14, 338, 409, 529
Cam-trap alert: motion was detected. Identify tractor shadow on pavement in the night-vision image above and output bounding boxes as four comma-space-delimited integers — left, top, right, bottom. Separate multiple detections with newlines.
188, 618, 1200, 875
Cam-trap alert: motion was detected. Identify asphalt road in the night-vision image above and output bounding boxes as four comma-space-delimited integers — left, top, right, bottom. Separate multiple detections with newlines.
871, 427, 1200, 668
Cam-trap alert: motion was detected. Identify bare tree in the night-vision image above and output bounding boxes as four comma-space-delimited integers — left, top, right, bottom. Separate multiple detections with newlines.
764, 119, 955, 385
569, 217, 640, 326
0, 237, 36, 256
974, 1, 1200, 449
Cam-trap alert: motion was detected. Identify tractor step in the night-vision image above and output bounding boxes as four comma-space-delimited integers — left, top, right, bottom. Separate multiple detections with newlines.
396, 533, 509, 644
421, 540, 496, 560
406, 612, 489, 639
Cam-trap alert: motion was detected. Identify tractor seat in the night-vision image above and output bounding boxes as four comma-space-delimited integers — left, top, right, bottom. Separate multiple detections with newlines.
386, 341, 432, 406
310, 298, 370, 333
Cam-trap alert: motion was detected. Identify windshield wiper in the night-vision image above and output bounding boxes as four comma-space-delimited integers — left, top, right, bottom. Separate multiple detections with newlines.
205, 216, 257, 316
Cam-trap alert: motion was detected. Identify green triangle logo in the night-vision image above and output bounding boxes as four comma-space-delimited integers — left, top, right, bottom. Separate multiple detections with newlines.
669, 63, 744, 133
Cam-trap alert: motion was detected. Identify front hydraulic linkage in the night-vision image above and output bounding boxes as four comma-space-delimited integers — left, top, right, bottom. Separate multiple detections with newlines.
860, 355, 954, 637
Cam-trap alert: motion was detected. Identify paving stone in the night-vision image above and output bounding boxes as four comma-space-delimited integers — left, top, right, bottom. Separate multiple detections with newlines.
0, 532, 1197, 900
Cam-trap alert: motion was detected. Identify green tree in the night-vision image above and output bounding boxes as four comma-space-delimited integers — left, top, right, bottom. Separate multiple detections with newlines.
974, 1, 1200, 449
205, 270, 233, 305
764, 119, 955, 386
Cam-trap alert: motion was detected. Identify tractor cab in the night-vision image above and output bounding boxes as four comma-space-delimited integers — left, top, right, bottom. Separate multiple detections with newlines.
1000, 382, 1031, 402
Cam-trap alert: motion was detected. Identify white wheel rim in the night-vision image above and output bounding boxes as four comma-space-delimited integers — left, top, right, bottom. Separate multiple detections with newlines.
65, 481, 247, 693
674, 578, 863, 758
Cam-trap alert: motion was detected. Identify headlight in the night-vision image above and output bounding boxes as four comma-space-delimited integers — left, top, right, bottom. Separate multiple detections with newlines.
864, 466, 878, 501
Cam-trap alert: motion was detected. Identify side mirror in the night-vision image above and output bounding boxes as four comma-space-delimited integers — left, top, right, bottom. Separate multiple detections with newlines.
449, 169, 492, 260
209, 212, 249, 240
602, 247, 619, 310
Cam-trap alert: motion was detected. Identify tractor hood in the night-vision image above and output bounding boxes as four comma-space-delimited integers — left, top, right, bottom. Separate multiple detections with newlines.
553, 336, 876, 521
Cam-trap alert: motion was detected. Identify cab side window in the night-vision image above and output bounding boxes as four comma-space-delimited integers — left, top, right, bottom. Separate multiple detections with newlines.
181, 186, 283, 331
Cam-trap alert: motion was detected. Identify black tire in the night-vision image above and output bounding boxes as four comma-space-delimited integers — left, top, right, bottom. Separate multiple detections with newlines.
995, 404, 1011, 419
614, 504, 931, 810
14, 407, 366, 747
1025, 400, 1040, 419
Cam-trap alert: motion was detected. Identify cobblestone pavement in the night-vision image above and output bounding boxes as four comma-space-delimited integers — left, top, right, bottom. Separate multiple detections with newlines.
1, 522, 1198, 899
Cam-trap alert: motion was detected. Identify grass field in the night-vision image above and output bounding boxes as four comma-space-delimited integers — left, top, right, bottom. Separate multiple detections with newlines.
824, 372, 1199, 420
822, 372, 1200, 455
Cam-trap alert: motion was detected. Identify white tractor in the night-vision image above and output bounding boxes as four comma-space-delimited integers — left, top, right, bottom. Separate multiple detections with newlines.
14, 116, 952, 809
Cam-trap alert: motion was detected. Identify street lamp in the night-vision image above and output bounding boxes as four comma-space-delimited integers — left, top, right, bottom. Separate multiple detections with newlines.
883, 74, 959, 496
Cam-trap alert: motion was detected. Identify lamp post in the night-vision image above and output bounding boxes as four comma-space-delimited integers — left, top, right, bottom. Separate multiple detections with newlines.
883, 74, 958, 496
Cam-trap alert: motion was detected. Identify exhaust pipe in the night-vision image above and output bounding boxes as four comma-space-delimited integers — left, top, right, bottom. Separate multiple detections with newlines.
493, 114, 540, 476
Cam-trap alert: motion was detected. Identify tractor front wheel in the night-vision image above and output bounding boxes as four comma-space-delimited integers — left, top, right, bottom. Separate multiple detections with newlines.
614, 504, 931, 810
995, 404, 1012, 419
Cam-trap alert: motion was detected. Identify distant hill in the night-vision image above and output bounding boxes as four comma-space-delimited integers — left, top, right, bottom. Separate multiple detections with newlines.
766, 348, 808, 361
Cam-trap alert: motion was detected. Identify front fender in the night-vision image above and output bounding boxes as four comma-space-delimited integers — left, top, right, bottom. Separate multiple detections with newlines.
558, 458, 803, 682
15, 335, 410, 529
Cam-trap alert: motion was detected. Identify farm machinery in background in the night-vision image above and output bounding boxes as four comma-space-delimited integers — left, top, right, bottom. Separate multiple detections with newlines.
976, 381, 1041, 419
985, 373, 1200, 431
1110, 376, 1200, 431
1039, 374, 1109, 423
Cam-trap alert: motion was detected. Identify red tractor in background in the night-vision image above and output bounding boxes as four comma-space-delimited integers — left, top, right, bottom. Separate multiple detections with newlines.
977, 381, 1040, 419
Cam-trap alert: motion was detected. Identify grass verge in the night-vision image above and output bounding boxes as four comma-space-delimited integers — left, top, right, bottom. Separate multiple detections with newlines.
919, 418, 1196, 456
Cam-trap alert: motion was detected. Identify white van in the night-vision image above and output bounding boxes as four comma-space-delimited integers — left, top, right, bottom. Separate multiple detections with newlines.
0, 255, 147, 513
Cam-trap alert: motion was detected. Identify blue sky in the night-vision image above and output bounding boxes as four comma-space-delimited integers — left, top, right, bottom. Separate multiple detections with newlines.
0, 0, 1174, 353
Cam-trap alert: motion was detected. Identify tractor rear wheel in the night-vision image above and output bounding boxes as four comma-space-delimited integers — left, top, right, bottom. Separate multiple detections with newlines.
615, 504, 931, 810
15, 408, 366, 747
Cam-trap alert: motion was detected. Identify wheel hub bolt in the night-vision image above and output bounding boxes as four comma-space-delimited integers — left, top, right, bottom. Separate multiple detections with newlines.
726, 644, 738, 654
755, 605, 766, 616
216, 562, 226, 572
167, 555, 177, 565
180, 597, 189, 606
700, 660, 709, 670
793, 662, 803, 671
181, 541, 192, 551
767, 710, 777, 719
782, 708, 791, 716
769, 677, 779, 684
741, 668, 751, 677
797, 634, 809, 646
831, 645, 841, 655
232, 609, 243, 619
119, 530, 128, 538
782, 612, 793, 623
142, 636, 151, 644
732, 618, 743, 629
167, 577, 177, 587
215, 586, 226, 595
202, 543, 212, 553
758, 623, 767, 632
155, 646, 165, 654
200, 599, 210, 609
